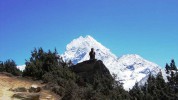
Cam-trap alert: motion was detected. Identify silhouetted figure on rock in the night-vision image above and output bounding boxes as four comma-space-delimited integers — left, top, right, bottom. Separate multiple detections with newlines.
89, 48, 95, 60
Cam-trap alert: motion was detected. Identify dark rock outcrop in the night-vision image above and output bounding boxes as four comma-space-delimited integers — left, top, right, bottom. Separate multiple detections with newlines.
29, 85, 41, 93
12, 87, 27, 92
12, 93, 40, 100
70, 60, 114, 90
70, 60, 110, 75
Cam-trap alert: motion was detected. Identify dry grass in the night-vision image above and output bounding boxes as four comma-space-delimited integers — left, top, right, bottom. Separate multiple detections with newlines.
0, 73, 60, 100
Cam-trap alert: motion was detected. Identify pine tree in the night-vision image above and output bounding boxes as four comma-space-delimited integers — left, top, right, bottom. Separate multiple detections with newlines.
165, 59, 178, 99
23, 48, 77, 80
1, 59, 22, 76
170, 59, 177, 71
129, 82, 144, 100
165, 63, 170, 74
0, 61, 4, 72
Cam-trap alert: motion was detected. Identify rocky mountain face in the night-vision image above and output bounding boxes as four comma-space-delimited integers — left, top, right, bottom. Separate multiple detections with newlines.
62, 35, 161, 90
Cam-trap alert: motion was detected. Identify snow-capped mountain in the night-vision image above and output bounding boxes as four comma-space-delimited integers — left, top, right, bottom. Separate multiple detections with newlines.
62, 35, 161, 90
62, 35, 117, 65
115, 54, 160, 90
17, 65, 26, 71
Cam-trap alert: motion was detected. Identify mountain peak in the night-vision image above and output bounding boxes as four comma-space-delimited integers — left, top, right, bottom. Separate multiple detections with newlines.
62, 35, 116, 64
85, 35, 94, 40
76, 35, 95, 42
66, 35, 108, 51
62, 35, 161, 90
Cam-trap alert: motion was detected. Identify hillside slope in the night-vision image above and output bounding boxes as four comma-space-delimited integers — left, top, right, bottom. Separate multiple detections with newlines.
0, 73, 59, 100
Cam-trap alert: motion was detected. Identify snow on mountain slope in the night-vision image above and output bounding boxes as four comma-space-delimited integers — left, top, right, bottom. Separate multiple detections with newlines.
138, 69, 169, 88
17, 65, 26, 71
62, 35, 161, 90
116, 54, 160, 90
62, 35, 117, 64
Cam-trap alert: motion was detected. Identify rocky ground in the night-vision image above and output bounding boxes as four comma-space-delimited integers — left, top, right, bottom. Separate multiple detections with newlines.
0, 73, 60, 100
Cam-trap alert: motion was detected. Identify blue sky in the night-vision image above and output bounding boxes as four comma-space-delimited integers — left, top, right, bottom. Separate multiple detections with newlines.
0, 0, 178, 67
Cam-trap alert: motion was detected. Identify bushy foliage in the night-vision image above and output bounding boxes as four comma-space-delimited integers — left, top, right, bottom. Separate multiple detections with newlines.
23, 48, 69, 79
22, 47, 130, 100
0, 59, 22, 76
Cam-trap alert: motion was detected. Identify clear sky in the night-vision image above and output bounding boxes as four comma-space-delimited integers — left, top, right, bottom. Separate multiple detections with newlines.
0, 0, 178, 67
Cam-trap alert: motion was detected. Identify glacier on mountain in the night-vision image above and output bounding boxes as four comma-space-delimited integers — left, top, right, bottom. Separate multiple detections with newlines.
62, 35, 161, 90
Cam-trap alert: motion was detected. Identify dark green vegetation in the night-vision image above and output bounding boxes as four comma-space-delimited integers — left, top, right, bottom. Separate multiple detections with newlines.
1, 47, 178, 100
22, 48, 130, 100
0, 59, 22, 76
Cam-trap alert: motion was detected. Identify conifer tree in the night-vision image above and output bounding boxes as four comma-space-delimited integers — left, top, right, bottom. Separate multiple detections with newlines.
0, 61, 4, 72
165, 63, 170, 74
0, 59, 21, 76
23, 48, 62, 79
170, 59, 177, 70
